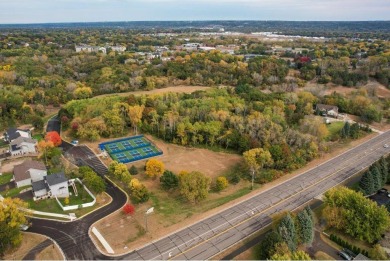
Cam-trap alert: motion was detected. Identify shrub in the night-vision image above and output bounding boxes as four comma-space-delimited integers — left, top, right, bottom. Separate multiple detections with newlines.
215, 176, 229, 192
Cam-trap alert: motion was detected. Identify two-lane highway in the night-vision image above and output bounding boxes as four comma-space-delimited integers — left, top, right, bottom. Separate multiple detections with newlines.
120, 131, 390, 260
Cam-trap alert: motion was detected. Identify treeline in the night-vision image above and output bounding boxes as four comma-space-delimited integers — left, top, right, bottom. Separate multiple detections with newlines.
359, 156, 389, 196
257, 208, 313, 260
61, 87, 331, 178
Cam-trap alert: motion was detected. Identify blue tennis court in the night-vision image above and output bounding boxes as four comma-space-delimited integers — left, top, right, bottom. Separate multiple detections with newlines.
99, 135, 163, 163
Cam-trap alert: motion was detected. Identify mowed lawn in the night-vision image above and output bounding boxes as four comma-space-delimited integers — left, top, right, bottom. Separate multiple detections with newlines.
326, 121, 344, 140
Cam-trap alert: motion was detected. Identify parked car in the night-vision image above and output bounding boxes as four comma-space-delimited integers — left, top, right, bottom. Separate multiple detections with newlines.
19, 224, 30, 231
338, 251, 352, 260
384, 144, 389, 148
378, 188, 388, 194
343, 248, 356, 259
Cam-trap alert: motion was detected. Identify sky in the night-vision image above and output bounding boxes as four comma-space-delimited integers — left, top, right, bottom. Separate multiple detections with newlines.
0, 0, 389, 24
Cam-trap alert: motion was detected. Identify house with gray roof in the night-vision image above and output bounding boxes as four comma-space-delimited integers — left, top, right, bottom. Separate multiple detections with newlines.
9, 136, 37, 156
4, 127, 31, 143
315, 104, 339, 118
32, 172, 69, 199
13, 160, 47, 188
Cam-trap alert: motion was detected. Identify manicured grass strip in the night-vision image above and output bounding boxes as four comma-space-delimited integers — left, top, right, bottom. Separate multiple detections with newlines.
0, 173, 13, 185
1, 185, 30, 197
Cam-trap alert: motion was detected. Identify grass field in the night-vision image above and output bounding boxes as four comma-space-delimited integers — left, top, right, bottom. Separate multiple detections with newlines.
326, 121, 344, 140
0, 172, 13, 185
100, 135, 162, 163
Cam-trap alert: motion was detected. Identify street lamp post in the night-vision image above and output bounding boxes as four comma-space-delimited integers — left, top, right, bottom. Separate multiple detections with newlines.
145, 207, 154, 232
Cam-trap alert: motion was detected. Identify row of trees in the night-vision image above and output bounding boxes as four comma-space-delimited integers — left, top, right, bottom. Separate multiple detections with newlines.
258, 207, 314, 260
359, 156, 389, 196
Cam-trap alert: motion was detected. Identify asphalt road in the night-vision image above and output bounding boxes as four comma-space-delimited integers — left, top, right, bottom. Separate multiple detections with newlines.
28, 127, 389, 260
119, 131, 390, 260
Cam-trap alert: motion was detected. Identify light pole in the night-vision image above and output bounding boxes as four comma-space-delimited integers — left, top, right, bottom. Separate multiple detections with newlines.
145, 207, 154, 232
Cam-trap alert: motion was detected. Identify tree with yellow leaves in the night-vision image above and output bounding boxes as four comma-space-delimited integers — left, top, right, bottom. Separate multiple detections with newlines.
243, 148, 273, 190
128, 105, 145, 135
145, 159, 165, 179
0, 198, 28, 257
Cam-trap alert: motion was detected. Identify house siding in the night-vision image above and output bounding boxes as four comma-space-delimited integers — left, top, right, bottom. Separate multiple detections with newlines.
16, 178, 31, 188
33, 189, 47, 198
50, 182, 69, 198
10, 142, 37, 156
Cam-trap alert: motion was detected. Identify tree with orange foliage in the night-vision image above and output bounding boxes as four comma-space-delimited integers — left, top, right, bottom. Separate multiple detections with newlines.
45, 131, 62, 147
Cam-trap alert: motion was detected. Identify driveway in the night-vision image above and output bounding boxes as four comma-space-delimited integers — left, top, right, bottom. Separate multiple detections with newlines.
16, 190, 34, 201
307, 230, 340, 260
0, 181, 15, 191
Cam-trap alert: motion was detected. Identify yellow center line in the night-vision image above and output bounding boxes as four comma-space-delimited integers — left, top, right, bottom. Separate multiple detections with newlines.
169, 138, 389, 260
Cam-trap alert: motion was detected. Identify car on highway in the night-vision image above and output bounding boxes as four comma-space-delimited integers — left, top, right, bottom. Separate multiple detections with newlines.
338, 250, 352, 260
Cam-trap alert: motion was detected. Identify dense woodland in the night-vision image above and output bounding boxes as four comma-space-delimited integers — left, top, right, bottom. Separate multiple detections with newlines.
0, 28, 389, 129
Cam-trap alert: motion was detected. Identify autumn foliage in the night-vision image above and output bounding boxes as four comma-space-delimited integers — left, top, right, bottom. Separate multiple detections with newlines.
45, 131, 62, 147
145, 159, 165, 179
123, 203, 135, 215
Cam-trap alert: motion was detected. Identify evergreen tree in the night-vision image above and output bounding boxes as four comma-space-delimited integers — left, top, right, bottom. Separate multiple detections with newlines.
277, 213, 297, 252
297, 210, 314, 245
343, 122, 351, 137
372, 166, 383, 190
160, 170, 179, 190
304, 206, 314, 221
379, 157, 389, 183
359, 170, 375, 196
257, 231, 282, 260
129, 165, 138, 175
349, 123, 360, 139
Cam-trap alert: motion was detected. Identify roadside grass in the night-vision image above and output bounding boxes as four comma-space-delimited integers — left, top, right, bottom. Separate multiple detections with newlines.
0, 172, 13, 185
150, 183, 252, 225
1, 185, 30, 197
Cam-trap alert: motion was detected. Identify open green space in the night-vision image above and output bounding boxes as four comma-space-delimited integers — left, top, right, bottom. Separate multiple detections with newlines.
59, 182, 94, 206
1, 185, 30, 198
0, 173, 13, 185
32, 134, 44, 141
326, 121, 344, 140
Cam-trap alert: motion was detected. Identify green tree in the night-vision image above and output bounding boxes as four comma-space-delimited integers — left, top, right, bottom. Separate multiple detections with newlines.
257, 231, 282, 260
369, 244, 388, 260
277, 213, 297, 252
379, 157, 389, 183
296, 209, 314, 244
290, 250, 311, 260
323, 186, 390, 243
179, 171, 211, 203
359, 170, 375, 195
83, 170, 106, 194
160, 170, 179, 190
0, 198, 28, 257
243, 148, 273, 190
372, 166, 383, 191
129, 165, 138, 175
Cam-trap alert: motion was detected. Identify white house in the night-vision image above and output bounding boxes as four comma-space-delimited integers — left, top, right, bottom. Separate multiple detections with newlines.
32, 172, 69, 199
13, 160, 47, 188
46, 172, 69, 198
9, 137, 37, 156
75, 45, 107, 54
4, 128, 31, 142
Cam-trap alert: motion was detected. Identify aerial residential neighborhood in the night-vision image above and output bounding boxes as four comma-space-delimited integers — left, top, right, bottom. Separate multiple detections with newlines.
0, 1, 390, 261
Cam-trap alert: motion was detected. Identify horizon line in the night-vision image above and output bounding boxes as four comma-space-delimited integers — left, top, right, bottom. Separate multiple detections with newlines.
0, 19, 389, 26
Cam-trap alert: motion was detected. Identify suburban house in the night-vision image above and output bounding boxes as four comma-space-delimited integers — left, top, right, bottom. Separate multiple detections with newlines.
13, 160, 47, 188
9, 136, 37, 156
316, 104, 339, 118
32, 171, 69, 199
4, 127, 31, 143
75, 45, 106, 54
